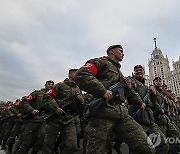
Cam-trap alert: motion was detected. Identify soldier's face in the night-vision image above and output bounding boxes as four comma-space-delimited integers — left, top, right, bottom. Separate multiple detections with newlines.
134, 68, 145, 78
45, 83, 54, 90
69, 71, 76, 81
153, 79, 162, 87
113, 48, 124, 61
162, 86, 167, 93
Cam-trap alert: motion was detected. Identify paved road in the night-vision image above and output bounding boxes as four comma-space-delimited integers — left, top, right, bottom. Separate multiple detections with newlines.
1, 140, 129, 154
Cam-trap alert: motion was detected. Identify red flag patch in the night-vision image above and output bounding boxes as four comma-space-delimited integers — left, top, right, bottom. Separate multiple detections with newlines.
26, 95, 33, 101
83, 63, 98, 76
46, 89, 57, 98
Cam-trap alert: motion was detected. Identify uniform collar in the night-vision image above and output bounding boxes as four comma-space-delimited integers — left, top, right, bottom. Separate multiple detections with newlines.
64, 78, 76, 86
133, 75, 145, 84
107, 56, 121, 68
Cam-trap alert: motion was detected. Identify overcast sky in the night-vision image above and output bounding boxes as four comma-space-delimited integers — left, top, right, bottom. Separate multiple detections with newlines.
0, 0, 180, 101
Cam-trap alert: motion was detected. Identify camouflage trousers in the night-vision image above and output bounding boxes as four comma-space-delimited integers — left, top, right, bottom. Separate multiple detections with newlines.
142, 123, 169, 154
42, 121, 77, 154
2, 118, 15, 144
156, 115, 180, 153
6, 121, 23, 146
84, 115, 155, 154
15, 121, 46, 154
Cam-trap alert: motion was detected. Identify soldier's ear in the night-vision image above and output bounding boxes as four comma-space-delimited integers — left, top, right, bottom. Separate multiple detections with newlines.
109, 49, 115, 55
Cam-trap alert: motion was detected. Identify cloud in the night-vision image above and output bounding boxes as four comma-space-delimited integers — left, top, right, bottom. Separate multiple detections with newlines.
0, 0, 180, 101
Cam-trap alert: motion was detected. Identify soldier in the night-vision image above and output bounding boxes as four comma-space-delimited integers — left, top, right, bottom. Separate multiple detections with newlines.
75, 44, 155, 154
128, 65, 169, 154
1, 101, 16, 150
41, 80, 54, 93
0, 102, 9, 145
152, 77, 180, 154
42, 69, 84, 154
176, 97, 180, 129
15, 80, 54, 154
6, 99, 23, 154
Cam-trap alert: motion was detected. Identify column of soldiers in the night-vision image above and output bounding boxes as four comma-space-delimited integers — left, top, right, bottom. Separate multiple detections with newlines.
0, 44, 180, 154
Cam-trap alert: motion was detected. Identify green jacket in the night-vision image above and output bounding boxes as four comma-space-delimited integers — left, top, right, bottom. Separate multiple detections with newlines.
75, 56, 143, 119
42, 78, 81, 124
21, 89, 46, 122
128, 76, 154, 125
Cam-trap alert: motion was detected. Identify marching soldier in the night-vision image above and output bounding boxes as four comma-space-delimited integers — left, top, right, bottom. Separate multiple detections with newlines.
6, 99, 23, 154
42, 69, 84, 154
15, 80, 54, 154
151, 77, 180, 154
128, 65, 169, 154
75, 44, 155, 154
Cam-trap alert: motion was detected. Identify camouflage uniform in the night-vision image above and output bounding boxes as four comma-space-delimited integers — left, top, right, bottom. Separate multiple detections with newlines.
1, 103, 16, 150
6, 101, 23, 153
75, 56, 155, 154
128, 75, 169, 154
151, 82, 180, 154
175, 98, 180, 129
42, 78, 82, 154
15, 90, 47, 154
0, 103, 7, 144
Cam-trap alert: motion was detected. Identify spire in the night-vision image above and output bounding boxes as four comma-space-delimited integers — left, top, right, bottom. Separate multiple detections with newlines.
154, 38, 157, 49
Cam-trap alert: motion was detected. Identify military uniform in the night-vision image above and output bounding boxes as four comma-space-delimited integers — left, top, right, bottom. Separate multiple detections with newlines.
0, 103, 16, 150
42, 78, 82, 154
6, 101, 23, 153
15, 90, 47, 154
75, 56, 155, 154
152, 81, 180, 154
128, 75, 169, 154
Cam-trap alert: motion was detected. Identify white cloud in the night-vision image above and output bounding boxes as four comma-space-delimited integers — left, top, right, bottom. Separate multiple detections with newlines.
0, 0, 180, 101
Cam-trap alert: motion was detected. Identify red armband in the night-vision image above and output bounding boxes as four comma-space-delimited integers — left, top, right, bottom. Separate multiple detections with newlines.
82, 63, 98, 76
26, 95, 33, 101
15, 102, 20, 107
46, 89, 57, 98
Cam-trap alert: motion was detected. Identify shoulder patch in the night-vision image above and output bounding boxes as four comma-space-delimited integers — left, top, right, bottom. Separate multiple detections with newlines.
35, 90, 40, 92
63, 90, 71, 92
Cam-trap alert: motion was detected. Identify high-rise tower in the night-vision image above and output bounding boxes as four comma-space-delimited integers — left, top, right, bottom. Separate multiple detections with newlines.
148, 38, 172, 86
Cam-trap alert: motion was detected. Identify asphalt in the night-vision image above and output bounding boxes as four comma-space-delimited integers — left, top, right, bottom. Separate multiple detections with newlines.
0, 139, 129, 154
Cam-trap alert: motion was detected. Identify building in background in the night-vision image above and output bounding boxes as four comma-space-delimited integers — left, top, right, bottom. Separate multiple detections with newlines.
147, 38, 180, 97
172, 57, 180, 97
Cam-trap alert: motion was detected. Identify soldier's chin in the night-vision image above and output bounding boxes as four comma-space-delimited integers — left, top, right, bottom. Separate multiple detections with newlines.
136, 74, 143, 77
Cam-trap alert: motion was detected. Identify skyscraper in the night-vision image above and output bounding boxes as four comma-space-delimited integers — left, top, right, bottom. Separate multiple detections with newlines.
148, 38, 180, 97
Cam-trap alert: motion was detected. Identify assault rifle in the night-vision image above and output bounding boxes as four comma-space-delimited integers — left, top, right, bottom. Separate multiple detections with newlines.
45, 96, 80, 123
88, 81, 125, 112
136, 92, 153, 115
22, 108, 48, 121
143, 92, 153, 107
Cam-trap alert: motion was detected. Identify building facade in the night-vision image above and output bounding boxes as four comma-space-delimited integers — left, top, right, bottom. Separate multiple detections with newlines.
147, 38, 180, 97
172, 57, 180, 97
